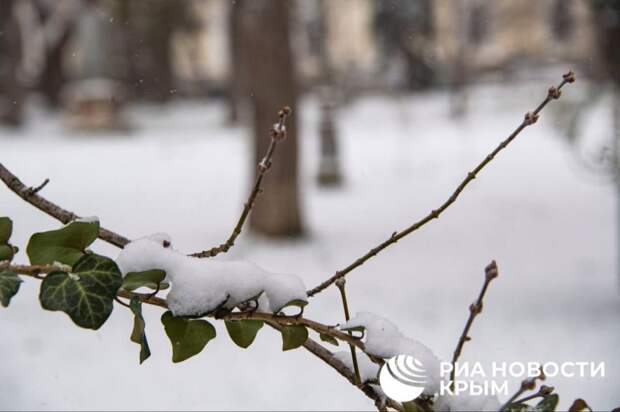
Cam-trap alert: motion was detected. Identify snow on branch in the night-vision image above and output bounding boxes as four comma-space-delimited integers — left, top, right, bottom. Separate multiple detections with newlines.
306, 71, 576, 298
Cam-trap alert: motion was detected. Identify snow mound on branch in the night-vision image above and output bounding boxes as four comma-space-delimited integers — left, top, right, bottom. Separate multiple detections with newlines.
340, 311, 442, 396
333, 351, 380, 383
434, 392, 500, 411
116, 234, 307, 316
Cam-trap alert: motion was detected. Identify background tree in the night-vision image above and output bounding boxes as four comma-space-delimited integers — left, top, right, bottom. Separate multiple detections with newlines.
237, 0, 304, 237
0, 0, 24, 126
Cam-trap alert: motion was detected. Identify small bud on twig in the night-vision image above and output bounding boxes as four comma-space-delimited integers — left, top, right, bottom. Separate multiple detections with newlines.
548, 86, 561, 100
524, 112, 539, 125
485, 260, 499, 281
271, 123, 287, 141
563, 70, 576, 83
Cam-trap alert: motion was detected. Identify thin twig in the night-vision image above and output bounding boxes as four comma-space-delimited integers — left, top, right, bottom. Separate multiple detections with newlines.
512, 385, 554, 405
307, 71, 576, 297
450, 260, 498, 386
0, 163, 130, 248
266, 321, 404, 412
26, 178, 49, 195
336, 277, 362, 385
190, 106, 292, 258
499, 369, 546, 412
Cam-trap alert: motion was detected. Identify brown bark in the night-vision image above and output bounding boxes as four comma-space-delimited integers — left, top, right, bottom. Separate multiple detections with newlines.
238, 0, 303, 237
0, 0, 23, 126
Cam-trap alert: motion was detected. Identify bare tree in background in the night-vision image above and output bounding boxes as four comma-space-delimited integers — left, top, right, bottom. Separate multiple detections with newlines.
236, 0, 303, 237
0, 0, 23, 126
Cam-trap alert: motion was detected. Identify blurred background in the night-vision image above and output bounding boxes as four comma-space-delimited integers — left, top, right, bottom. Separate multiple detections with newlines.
1, 0, 620, 410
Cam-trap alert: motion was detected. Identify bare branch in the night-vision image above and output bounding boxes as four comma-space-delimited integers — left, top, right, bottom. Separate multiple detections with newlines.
0, 162, 130, 248
499, 369, 546, 412
26, 178, 49, 195
190, 106, 292, 258
307, 71, 576, 297
336, 277, 362, 385
450, 260, 498, 386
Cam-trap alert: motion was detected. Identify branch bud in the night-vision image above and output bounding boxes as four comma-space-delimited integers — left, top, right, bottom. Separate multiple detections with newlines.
563, 70, 576, 83
548, 86, 561, 100
524, 112, 539, 125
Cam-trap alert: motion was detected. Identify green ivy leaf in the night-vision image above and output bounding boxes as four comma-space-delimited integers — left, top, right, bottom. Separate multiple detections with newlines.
505, 403, 530, 412
39, 254, 122, 329
402, 401, 424, 412
129, 297, 151, 364
27, 221, 99, 266
274, 298, 307, 314
225, 319, 263, 348
0, 245, 14, 262
536, 395, 559, 412
281, 324, 308, 351
0, 270, 22, 307
567, 399, 590, 412
319, 333, 339, 346
161, 311, 216, 363
122, 269, 168, 291
0, 217, 12, 244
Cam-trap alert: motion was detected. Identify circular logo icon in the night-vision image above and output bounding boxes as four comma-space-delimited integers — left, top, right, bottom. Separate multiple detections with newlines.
379, 355, 426, 402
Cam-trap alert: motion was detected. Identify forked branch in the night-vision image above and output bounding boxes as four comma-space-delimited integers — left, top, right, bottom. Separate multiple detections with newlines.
190, 107, 292, 258
307, 71, 576, 297
450, 260, 498, 385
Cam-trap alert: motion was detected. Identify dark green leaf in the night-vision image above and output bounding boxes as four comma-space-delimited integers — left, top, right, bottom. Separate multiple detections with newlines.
27, 221, 99, 266
225, 319, 263, 348
568, 399, 590, 412
536, 395, 560, 412
319, 333, 339, 346
505, 403, 530, 412
0, 245, 14, 262
402, 401, 423, 412
281, 324, 308, 351
129, 297, 151, 364
39, 254, 122, 329
274, 298, 307, 314
0, 270, 22, 307
161, 311, 216, 363
0, 217, 12, 244
122, 269, 167, 291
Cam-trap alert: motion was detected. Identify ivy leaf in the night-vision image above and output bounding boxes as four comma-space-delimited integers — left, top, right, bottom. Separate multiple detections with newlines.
319, 333, 339, 346
39, 254, 122, 330
274, 298, 307, 314
225, 319, 263, 348
129, 297, 151, 364
0, 217, 14, 262
0, 270, 22, 307
27, 220, 99, 266
402, 401, 424, 412
122, 269, 168, 291
0, 217, 12, 244
0, 245, 14, 262
568, 399, 590, 412
281, 324, 308, 351
161, 311, 216, 363
505, 404, 530, 412
536, 395, 559, 412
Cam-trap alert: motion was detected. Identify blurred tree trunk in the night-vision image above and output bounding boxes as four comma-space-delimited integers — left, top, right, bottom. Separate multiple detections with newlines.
0, 0, 23, 126
238, 0, 303, 237
227, 1, 243, 124
34, 1, 74, 109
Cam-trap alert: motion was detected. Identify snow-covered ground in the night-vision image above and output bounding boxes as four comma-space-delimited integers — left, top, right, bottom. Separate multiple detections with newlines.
1, 76, 619, 411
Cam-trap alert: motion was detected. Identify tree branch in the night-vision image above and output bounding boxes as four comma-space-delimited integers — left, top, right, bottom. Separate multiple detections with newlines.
0, 162, 130, 248
499, 369, 546, 412
450, 260, 498, 386
307, 71, 576, 297
190, 106, 292, 258
336, 277, 362, 385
